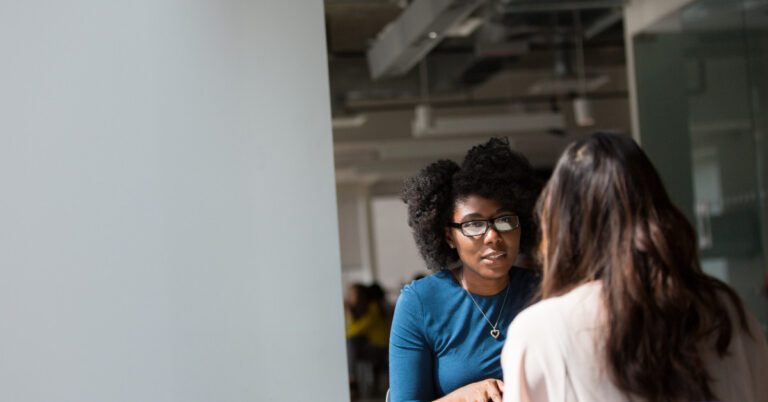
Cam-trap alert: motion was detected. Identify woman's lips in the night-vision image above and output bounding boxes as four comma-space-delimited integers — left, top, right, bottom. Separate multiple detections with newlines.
481, 251, 507, 261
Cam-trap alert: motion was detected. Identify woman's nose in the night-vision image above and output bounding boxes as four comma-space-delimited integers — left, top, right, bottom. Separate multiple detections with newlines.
483, 225, 502, 244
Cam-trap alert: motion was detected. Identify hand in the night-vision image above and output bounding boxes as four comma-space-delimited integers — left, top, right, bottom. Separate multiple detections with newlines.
436, 379, 504, 402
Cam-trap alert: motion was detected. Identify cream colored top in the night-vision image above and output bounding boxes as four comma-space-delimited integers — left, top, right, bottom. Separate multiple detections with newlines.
501, 282, 768, 402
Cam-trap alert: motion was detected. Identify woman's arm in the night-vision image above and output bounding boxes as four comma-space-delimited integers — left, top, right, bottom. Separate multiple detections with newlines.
389, 287, 435, 402
434, 379, 505, 402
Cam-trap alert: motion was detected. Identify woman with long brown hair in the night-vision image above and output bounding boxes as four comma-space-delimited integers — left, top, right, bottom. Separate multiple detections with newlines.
501, 133, 768, 402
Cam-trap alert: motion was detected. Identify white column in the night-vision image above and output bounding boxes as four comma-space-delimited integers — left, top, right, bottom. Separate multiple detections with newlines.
0, 1, 348, 401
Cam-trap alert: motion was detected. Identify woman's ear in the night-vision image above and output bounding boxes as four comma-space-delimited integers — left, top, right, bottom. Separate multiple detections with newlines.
445, 227, 456, 249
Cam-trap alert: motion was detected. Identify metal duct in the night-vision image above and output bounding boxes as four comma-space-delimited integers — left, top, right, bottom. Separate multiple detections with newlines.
497, 0, 625, 14
366, 0, 485, 80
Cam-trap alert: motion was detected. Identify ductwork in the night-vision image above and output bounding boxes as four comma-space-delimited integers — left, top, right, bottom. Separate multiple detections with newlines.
366, 0, 485, 79
496, 0, 625, 14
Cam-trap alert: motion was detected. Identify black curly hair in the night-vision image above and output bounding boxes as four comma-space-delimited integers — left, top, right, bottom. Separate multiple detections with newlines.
401, 138, 541, 271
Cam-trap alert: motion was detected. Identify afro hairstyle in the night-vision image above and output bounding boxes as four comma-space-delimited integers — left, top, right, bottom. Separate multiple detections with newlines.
401, 138, 541, 271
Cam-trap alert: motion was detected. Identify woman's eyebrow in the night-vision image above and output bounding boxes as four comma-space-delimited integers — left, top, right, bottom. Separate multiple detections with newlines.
459, 210, 514, 221
459, 212, 484, 221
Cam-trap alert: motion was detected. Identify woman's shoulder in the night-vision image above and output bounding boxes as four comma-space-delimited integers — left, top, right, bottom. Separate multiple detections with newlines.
509, 282, 602, 337
403, 269, 453, 290
400, 270, 456, 304
392, 271, 457, 335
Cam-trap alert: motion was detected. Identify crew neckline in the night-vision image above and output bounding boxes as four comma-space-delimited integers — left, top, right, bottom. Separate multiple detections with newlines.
443, 268, 514, 298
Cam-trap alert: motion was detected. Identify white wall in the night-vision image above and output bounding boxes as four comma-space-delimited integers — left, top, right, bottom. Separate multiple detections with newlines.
336, 191, 428, 301
337, 183, 375, 286
371, 197, 428, 300
0, 2, 348, 401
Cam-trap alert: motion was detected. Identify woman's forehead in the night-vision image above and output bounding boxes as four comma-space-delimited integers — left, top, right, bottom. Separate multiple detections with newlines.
453, 195, 512, 217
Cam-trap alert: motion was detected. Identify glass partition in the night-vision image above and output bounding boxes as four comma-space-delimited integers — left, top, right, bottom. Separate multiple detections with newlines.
634, 0, 768, 331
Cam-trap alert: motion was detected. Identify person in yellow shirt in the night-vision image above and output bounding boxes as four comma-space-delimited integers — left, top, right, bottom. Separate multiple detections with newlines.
345, 283, 390, 397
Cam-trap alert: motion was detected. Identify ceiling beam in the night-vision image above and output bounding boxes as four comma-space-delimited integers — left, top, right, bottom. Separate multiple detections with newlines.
497, 0, 625, 14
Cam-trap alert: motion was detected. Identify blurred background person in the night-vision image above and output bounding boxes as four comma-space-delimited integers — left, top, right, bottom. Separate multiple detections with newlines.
345, 283, 390, 398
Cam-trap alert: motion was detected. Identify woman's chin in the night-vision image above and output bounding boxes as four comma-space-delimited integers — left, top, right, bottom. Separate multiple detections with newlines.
478, 259, 513, 277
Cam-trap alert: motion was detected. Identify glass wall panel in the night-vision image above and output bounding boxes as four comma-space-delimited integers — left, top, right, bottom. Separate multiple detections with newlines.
634, 0, 768, 331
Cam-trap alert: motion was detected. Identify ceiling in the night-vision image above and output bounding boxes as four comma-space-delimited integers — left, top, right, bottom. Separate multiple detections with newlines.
324, 0, 631, 194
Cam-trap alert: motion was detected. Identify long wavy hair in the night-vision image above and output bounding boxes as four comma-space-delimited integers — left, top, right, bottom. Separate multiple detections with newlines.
535, 133, 749, 402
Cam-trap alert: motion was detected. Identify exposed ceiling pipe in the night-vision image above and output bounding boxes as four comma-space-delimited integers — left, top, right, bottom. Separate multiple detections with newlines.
345, 90, 629, 112
497, 0, 625, 14
366, 0, 485, 79
584, 8, 623, 40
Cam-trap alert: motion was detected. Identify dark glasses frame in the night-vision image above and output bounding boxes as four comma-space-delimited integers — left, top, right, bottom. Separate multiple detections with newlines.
448, 215, 520, 237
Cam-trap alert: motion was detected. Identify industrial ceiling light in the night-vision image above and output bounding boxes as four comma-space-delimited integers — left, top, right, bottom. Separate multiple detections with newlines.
573, 10, 594, 127
412, 104, 565, 137
331, 114, 368, 129
572, 97, 594, 127
528, 75, 609, 95
412, 104, 433, 132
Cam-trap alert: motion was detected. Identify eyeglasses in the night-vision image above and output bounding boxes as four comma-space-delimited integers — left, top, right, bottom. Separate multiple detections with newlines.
448, 215, 520, 237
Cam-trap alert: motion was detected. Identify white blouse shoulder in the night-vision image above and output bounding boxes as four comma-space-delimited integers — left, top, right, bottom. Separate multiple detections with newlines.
501, 282, 768, 402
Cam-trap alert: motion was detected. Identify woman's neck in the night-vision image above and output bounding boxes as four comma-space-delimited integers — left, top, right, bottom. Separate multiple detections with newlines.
455, 267, 509, 296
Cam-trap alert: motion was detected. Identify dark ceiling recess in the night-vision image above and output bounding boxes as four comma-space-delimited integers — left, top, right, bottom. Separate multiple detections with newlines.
325, 2, 402, 56
458, 57, 509, 86
325, 0, 631, 187
325, 0, 628, 115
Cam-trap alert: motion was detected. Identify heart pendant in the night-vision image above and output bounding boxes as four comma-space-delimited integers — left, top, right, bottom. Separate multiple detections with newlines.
490, 329, 500, 339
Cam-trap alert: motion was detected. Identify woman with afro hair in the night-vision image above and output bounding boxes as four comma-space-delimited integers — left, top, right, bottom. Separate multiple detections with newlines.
389, 138, 541, 402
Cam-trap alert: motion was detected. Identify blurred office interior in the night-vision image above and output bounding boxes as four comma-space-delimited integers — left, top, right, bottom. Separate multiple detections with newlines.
326, 0, 768, 399
1, 1, 766, 401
